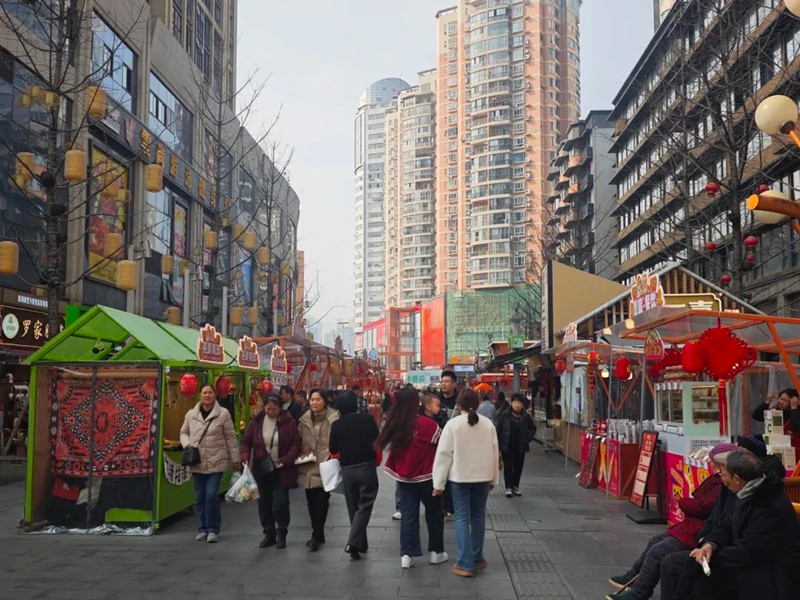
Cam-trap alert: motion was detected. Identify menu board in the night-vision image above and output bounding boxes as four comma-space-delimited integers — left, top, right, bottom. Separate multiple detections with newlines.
630, 431, 659, 507
579, 435, 600, 488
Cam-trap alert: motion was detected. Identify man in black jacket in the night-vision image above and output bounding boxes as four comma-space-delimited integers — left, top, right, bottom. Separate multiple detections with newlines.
685, 449, 800, 600
280, 386, 303, 421
438, 370, 459, 417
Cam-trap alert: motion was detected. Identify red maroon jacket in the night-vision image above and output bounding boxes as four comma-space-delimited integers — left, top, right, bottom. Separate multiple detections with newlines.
384, 415, 441, 483
239, 410, 301, 489
667, 472, 723, 547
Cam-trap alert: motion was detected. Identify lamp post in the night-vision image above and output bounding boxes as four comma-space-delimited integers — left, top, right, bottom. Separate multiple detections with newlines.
511, 305, 522, 393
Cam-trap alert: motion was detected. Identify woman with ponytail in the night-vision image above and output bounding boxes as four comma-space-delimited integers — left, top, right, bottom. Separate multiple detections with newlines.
432, 388, 499, 578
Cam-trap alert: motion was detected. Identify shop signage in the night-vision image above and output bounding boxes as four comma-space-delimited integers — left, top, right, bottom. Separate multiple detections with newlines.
16, 295, 47, 309
644, 329, 665, 362
629, 272, 665, 316
664, 293, 722, 312
563, 322, 578, 343
270, 345, 288, 373
630, 431, 659, 508
0, 305, 63, 348
509, 335, 525, 350
237, 335, 260, 370
579, 435, 600, 488
197, 324, 225, 364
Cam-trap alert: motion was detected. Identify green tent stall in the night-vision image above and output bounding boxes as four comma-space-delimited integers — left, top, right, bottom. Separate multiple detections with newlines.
22, 306, 268, 533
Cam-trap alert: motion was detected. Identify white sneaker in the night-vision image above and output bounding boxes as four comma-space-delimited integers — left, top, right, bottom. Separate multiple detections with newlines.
430, 551, 449, 565
505, 489, 513, 498
195, 532, 208, 541
392, 511, 402, 520
512, 487, 522, 497
401, 555, 415, 568
206, 532, 219, 543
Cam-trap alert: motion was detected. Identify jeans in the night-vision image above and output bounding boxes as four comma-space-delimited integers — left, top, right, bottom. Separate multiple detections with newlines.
342, 462, 379, 552
398, 480, 444, 557
305, 487, 330, 543
627, 531, 687, 599
451, 481, 490, 571
395, 482, 401, 511
254, 471, 290, 538
193, 472, 223, 534
502, 450, 526, 489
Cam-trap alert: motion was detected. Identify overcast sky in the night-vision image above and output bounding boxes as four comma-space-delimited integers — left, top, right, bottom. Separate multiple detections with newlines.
237, 0, 655, 332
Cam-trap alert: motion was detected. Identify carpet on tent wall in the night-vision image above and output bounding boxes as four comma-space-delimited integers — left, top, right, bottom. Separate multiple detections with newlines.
50, 373, 159, 478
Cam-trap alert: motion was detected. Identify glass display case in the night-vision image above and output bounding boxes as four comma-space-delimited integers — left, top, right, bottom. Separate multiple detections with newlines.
682, 383, 719, 436
656, 383, 684, 424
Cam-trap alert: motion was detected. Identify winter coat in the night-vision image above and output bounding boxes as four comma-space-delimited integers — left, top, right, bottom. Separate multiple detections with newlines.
702, 472, 800, 600
179, 402, 238, 475
239, 410, 301, 489
297, 407, 339, 489
477, 400, 496, 422
284, 400, 304, 422
496, 409, 536, 454
385, 415, 442, 483
420, 406, 448, 431
666, 473, 722, 548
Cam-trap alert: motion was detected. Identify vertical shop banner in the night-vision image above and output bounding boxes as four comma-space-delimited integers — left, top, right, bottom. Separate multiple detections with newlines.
87, 149, 128, 284
579, 435, 600, 488
607, 439, 622, 497
630, 431, 659, 507
172, 204, 187, 305
665, 452, 685, 524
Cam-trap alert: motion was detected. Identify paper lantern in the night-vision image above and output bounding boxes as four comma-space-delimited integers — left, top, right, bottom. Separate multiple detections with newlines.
178, 259, 188, 275
276, 312, 285, 327
681, 342, 704, 374
64, 149, 87, 182
231, 223, 244, 240
259, 380, 274, 396
309, 363, 318, 372
281, 260, 291, 276
257, 246, 270, 266
247, 306, 259, 324
705, 241, 717, 252
16, 152, 35, 180
242, 231, 257, 253
743, 235, 759, 248
116, 189, 132, 204
86, 86, 107, 118
720, 274, 732, 286
44, 91, 59, 108
204, 230, 218, 251
554, 359, 566, 375
705, 182, 719, 196
587, 350, 600, 368
103, 232, 123, 258
166, 306, 180, 325
614, 357, 631, 379
18, 93, 30, 108
115, 259, 138, 291
215, 376, 232, 398
161, 254, 174, 275
28, 85, 42, 101
230, 306, 244, 326
179, 373, 198, 397
145, 164, 163, 192
0, 241, 19, 275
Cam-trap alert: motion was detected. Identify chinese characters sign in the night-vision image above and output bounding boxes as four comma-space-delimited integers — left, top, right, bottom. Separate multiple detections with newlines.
269, 345, 289, 386
237, 336, 260, 370
197, 324, 225, 364
629, 272, 665, 316
630, 431, 659, 508
664, 293, 722, 312
0, 306, 64, 348
644, 329, 665, 362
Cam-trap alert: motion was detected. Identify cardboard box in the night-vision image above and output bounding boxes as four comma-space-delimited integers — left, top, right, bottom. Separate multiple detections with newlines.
764, 433, 792, 447
767, 445, 796, 471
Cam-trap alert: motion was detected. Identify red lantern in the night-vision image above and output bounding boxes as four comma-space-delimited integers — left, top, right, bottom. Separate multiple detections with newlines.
259, 379, 273, 396
704, 241, 717, 253
614, 357, 631, 379
554, 359, 566, 375
215, 375, 232, 398
745, 254, 756, 263
587, 350, 600, 368
743, 235, 759, 248
179, 373, 198, 397
705, 182, 719, 196
309, 363, 318, 372
720, 274, 732, 286
756, 184, 770, 194
681, 342, 705, 374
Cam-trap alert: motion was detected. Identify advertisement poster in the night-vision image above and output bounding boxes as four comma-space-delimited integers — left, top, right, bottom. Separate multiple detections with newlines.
665, 452, 685, 524
172, 203, 186, 305
607, 439, 621, 497
630, 431, 659, 507
87, 148, 128, 284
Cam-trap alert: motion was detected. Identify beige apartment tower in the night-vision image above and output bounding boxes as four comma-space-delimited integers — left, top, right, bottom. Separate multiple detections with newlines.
435, 0, 581, 292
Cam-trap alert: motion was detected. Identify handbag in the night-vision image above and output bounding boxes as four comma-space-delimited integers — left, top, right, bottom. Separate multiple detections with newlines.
252, 423, 279, 479
320, 458, 343, 493
181, 416, 215, 467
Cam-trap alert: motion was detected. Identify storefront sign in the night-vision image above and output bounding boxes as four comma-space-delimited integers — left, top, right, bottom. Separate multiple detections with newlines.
563, 321, 578, 343
237, 336, 260, 370
665, 293, 722, 312
630, 431, 659, 507
270, 345, 288, 374
16, 294, 48, 309
0, 305, 63, 348
629, 272, 665, 316
509, 335, 525, 350
579, 435, 600, 488
197, 324, 224, 364
644, 329, 665, 362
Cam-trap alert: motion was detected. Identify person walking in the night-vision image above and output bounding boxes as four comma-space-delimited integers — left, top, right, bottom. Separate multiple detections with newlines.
240, 394, 301, 549
180, 385, 240, 543
379, 387, 448, 569
496, 393, 536, 498
433, 388, 499, 577
438, 370, 459, 418
297, 388, 339, 552
420, 392, 453, 520
280, 385, 304, 421
477, 394, 496, 421
329, 390, 381, 560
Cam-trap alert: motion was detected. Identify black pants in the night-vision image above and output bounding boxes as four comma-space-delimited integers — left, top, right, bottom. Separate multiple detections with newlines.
627, 532, 687, 598
398, 480, 444, 556
255, 471, 290, 538
305, 487, 330, 543
502, 450, 525, 489
342, 461, 378, 552
660, 550, 694, 600
443, 482, 454, 515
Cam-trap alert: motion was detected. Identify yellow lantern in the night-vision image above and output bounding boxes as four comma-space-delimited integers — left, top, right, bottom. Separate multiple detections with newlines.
102, 174, 122, 198
145, 164, 164, 192
166, 306, 181, 325
178, 259, 188, 275
234, 269, 243, 280
116, 189, 132, 204
16, 152, 35, 180
256, 246, 270, 266
103, 232, 124, 258
231, 223, 244, 241
276, 313, 285, 327
161, 254, 174, 275
204, 230, 218, 251
64, 149, 87, 182
13, 173, 29, 190
247, 306, 259, 324
281, 261, 291, 276
19, 93, 30, 108
242, 231, 257, 253
86, 86, 107, 118
44, 91, 60, 109
115, 260, 138, 291
0, 241, 20, 275
230, 306, 244, 326
28, 85, 42, 101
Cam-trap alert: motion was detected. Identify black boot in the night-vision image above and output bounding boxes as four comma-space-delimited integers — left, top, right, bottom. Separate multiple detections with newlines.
259, 534, 275, 549
276, 530, 287, 549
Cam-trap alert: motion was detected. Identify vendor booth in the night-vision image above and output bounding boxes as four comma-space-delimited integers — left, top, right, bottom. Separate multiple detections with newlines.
22, 306, 269, 534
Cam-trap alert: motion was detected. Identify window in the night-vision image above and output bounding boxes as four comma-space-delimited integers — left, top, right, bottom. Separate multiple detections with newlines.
194, 2, 212, 78
149, 73, 194, 161
91, 13, 136, 112
173, 0, 184, 43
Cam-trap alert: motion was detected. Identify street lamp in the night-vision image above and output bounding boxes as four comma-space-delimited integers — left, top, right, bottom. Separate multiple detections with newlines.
787, 0, 800, 17
755, 94, 800, 145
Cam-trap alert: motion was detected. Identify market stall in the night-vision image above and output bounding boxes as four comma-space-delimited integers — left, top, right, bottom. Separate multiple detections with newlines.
23, 306, 267, 533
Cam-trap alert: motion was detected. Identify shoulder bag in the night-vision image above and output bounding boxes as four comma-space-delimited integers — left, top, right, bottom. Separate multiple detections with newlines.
181, 416, 215, 466
253, 423, 278, 479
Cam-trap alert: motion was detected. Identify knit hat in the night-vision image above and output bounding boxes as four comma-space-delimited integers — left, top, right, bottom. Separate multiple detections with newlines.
737, 435, 767, 458
709, 442, 739, 465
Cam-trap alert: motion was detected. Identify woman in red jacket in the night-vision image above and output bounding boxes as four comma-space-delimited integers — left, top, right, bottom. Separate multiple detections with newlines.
377, 386, 448, 569
604, 443, 732, 600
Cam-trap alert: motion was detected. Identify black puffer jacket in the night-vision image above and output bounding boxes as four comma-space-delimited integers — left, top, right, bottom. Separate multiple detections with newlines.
496, 409, 536, 454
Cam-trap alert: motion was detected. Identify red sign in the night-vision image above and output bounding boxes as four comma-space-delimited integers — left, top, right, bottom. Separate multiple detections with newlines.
420, 295, 446, 368
270, 345, 288, 374
579, 435, 601, 488
237, 335, 260, 370
630, 431, 659, 507
629, 272, 665, 316
197, 324, 224, 364
644, 329, 665, 362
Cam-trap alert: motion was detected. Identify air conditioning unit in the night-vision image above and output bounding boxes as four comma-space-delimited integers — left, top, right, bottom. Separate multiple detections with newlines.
526, 173, 532, 179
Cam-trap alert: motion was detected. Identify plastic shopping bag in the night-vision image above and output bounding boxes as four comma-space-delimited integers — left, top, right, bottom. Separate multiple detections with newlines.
320, 458, 343, 493
225, 465, 260, 503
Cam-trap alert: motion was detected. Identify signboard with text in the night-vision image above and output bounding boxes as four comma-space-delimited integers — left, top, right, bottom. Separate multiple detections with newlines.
269, 345, 289, 386
0, 305, 64, 349
197, 324, 225, 364
237, 335, 260, 370
629, 273, 665, 316
630, 431, 659, 508
579, 435, 600, 488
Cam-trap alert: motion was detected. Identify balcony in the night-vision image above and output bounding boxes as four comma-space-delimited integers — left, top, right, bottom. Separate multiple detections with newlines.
555, 176, 570, 191
555, 201, 570, 215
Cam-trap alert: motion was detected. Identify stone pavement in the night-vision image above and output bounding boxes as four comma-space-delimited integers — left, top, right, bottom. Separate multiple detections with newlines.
0, 446, 664, 600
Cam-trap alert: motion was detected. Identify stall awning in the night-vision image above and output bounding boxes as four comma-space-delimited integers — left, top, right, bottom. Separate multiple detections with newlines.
482, 343, 542, 372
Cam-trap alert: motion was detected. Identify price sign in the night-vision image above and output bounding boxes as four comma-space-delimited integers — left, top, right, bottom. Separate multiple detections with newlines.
197, 324, 224, 364
237, 335, 260, 370
630, 431, 659, 508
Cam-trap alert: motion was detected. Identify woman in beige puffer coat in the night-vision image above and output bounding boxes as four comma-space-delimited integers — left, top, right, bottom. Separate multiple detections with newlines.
297, 388, 339, 551
180, 385, 240, 543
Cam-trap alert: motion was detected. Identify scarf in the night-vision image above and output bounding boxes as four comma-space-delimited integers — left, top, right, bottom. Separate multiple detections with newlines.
737, 475, 766, 499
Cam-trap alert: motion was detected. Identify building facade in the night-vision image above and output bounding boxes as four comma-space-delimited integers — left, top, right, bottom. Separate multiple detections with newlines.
353, 78, 410, 332
546, 110, 618, 280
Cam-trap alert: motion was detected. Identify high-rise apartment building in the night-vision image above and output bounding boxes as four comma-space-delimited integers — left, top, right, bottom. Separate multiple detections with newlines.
435, 0, 581, 292
654, 0, 677, 29
353, 78, 410, 332
385, 70, 438, 310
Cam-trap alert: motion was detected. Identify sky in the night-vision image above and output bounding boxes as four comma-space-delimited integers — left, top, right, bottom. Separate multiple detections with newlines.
237, 0, 655, 333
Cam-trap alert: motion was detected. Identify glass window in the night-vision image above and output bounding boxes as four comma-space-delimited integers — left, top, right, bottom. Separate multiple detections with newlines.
146, 188, 173, 256
173, 0, 184, 42
91, 13, 136, 112
149, 73, 194, 161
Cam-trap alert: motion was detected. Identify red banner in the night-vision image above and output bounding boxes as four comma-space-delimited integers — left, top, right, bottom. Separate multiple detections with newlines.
630, 431, 659, 507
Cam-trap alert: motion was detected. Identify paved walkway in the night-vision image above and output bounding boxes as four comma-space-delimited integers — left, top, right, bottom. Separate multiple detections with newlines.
0, 446, 663, 600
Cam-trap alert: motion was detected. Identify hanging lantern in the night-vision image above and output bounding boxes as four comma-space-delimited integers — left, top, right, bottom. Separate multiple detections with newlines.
161, 254, 174, 275
204, 230, 218, 251
115, 260, 138, 291
28, 85, 42, 101
231, 223, 244, 241
554, 359, 566, 375
19, 93, 30, 108
720, 274, 732, 286
215, 376, 232, 398
247, 306, 259, 324
116, 188, 132, 204
179, 373, 198, 397
64, 149, 87, 182
230, 306, 244, 326
257, 246, 270, 266
705, 182, 720, 196
145, 164, 164, 192
259, 379, 274, 397
178, 259, 188, 275
681, 342, 704, 374
281, 261, 291, 276
0, 241, 20, 275
756, 184, 770, 194
587, 350, 601, 368
614, 357, 631, 379
86, 86, 107, 118
242, 231, 257, 253
103, 232, 124, 258
44, 91, 60, 109
743, 235, 759, 248
309, 363, 318, 372
16, 152, 36, 180
745, 254, 756, 263
166, 306, 180, 325
704, 241, 717, 253
276, 312, 285, 327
